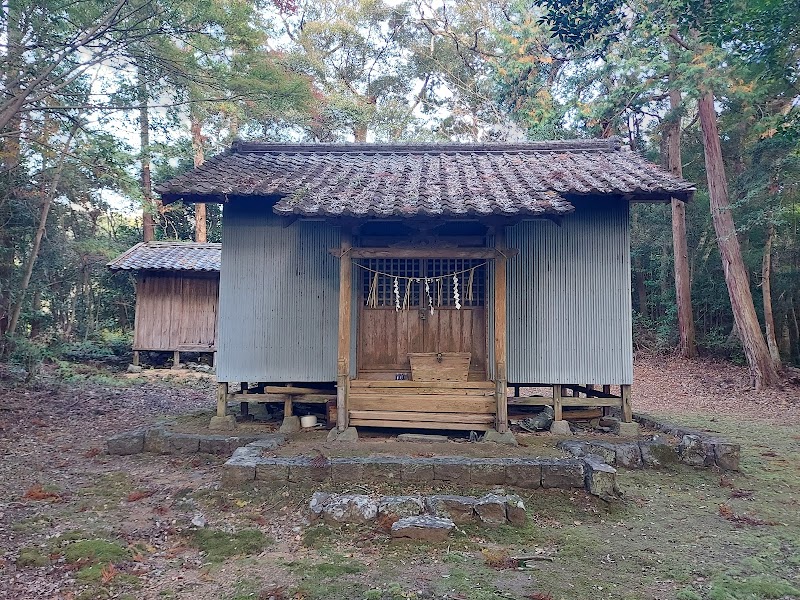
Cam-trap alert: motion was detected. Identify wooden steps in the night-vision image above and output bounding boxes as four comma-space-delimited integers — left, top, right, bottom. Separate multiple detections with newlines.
348, 380, 496, 431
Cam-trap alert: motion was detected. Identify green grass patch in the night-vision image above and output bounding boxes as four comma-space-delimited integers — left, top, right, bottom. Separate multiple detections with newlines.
16, 547, 50, 567
63, 539, 130, 564
707, 574, 800, 599
190, 528, 270, 562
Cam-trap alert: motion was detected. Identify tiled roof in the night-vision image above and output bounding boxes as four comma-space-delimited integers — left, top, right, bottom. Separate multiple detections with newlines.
107, 241, 221, 272
156, 139, 695, 217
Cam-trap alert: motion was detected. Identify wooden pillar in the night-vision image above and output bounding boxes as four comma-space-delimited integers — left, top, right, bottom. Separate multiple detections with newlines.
621, 384, 632, 422
553, 384, 563, 421
173, 350, 180, 368
602, 384, 611, 395
283, 395, 293, 418
494, 228, 508, 433
337, 230, 353, 431
132, 351, 140, 367
216, 382, 228, 417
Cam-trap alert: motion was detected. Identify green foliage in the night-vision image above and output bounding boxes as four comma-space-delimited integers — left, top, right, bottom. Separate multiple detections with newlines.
6, 335, 47, 382
16, 547, 50, 568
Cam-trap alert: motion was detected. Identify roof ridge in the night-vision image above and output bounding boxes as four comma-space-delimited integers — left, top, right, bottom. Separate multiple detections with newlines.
144, 241, 222, 248
230, 138, 623, 155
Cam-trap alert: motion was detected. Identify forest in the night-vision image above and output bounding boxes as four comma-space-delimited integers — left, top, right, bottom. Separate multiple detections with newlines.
1, 0, 798, 384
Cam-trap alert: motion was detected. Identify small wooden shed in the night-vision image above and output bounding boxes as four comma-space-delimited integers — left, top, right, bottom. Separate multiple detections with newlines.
107, 241, 221, 366
157, 139, 694, 433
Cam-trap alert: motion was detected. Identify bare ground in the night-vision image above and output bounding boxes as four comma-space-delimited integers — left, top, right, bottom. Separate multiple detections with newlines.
0, 357, 798, 600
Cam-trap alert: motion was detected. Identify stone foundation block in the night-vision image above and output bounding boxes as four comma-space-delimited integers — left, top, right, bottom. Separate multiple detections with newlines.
401, 460, 435, 483
678, 435, 716, 467
433, 458, 472, 482
378, 496, 425, 519
364, 458, 402, 481
143, 426, 169, 453
639, 437, 677, 468
221, 460, 257, 488
615, 441, 643, 469
327, 426, 358, 442
279, 416, 301, 434
584, 441, 617, 464
255, 461, 291, 483
583, 456, 619, 501
426, 495, 478, 524
482, 429, 519, 445
323, 495, 377, 525
505, 461, 542, 489
549, 420, 572, 436
107, 429, 145, 455
613, 421, 640, 438
331, 458, 366, 482
475, 494, 507, 525
505, 494, 527, 526
469, 461, 507, 486
391, 516, 454, 543
289, 460, 331, 484
198, 436, 237, 455
167, 433, 200, 454
711, 439, 740, 471
541, 459, 585, 489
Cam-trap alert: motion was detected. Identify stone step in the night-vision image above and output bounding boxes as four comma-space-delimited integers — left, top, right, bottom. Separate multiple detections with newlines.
222, 446, 619, 500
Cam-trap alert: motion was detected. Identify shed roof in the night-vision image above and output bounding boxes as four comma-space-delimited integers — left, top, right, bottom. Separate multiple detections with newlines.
156, 139, 695, 217
107, 241, 221, 273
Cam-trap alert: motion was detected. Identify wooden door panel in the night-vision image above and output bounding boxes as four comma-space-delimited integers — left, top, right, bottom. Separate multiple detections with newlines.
358, 308, 424, 372
423, 308, 486, 374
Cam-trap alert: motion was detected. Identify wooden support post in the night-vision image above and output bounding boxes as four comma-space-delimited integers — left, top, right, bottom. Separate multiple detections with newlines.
216, 382, 228, 417
621, 384, 632, 422
494, 228, 508, 433
553, 384, 563, 421
283, 395, 293, 417
132, 351, 140, 367
173, 350, 180, 368
602, 384, 611, 395
337, 230, 353, 431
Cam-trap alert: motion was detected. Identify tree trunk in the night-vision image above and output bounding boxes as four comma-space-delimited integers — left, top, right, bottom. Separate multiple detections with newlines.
697, 90, 780, 388
139, 67, 155, 242
761, 221, 781, 370
665, 88, 697, 357
190, 111, 206, 242
7, 124, 78, 336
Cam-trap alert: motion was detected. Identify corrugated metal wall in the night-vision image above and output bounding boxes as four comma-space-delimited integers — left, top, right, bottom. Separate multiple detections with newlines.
506, 200, 633, 385
216, 201, 340, 382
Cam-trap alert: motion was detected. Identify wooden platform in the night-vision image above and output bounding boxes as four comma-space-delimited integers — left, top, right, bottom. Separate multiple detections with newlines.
348, 380, 496, 431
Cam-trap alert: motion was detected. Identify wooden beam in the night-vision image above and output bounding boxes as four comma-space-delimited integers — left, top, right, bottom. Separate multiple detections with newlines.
507, 396, 555, 406
494, 228, 508, 433
560, 397, 623, 407
216, 382, 228, 417
350, 380, 495, 389
262, 385, 334, 396
621, 384, 632, 422
337, 229, 353, 431
228, 393, 336, 404
348, 418, 493, 431
132, 351, 140, 367
330, 247, 518, 259
348, 410, 495, 424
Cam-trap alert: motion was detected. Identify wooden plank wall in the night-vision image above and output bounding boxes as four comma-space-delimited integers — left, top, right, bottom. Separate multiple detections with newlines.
133, 272, 219, 351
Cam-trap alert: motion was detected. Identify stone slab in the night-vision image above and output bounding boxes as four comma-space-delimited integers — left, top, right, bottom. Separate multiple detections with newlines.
426, 495, 478, 524
469, 461, 507, 486
505, 461, 542, 489
107, 429, 144, 455
474, 494, 507, 526
397, 433, 449, 443
391, 516, 454, 542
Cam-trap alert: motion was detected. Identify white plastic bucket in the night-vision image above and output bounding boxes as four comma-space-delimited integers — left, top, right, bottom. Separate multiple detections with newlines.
300, 415, 317, 428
